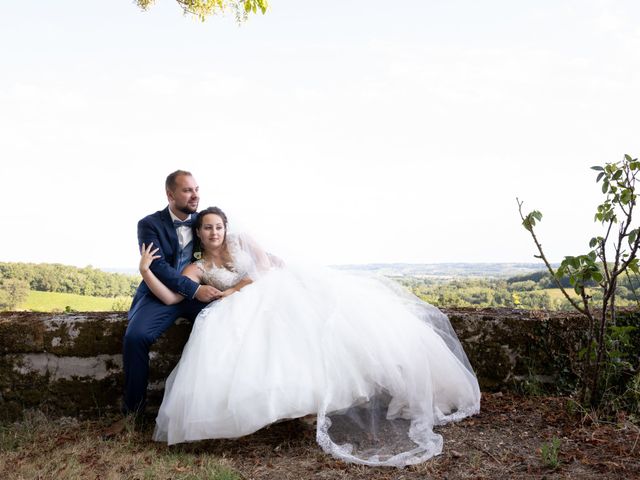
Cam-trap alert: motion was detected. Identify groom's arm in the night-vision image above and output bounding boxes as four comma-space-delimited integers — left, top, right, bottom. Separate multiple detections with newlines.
137, 217, 200, 299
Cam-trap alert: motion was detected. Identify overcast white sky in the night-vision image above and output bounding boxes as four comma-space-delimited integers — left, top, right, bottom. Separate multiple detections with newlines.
1, 0, 640, 268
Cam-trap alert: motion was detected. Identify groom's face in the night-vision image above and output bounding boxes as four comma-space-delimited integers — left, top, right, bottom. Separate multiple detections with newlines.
168, 174, 200, 215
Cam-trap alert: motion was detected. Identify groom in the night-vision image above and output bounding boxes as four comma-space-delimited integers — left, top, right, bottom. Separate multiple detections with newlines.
121, 170, 220, 417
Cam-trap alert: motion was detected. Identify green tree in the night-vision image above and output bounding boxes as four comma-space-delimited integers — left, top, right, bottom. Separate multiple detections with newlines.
518, 154, 640, 409
111, 296, 133, 312
0, 279, 30, 310
136, 0, 268, 21
0, 262, 139, 298
507, 280, 537, 292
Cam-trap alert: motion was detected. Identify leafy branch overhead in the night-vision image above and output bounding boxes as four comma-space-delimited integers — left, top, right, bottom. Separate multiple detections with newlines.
518, 154, 640, 412
136, 0, 268, 21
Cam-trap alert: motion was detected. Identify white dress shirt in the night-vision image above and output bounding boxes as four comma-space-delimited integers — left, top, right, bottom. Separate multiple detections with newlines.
168, 208, 194, 250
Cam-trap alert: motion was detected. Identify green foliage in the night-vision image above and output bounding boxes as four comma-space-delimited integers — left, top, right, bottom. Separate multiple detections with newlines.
623, 372, 640, 423
0, 262, 139, 298
509, 270, 573, 288
519, 154, 640, 414
509, 280, 537, 291
519, 367, 546, 396
540, 436, 561, 469
399, 276, 564, 310
111, 296, 133, 312
0, 279, 29, 310
556, 253, 602, 296
521, 210, 542, 232
136, 0, 268, 21
600, 322, 640, 416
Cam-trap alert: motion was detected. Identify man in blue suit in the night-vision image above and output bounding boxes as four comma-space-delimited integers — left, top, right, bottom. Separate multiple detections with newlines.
119, 170, 221, 421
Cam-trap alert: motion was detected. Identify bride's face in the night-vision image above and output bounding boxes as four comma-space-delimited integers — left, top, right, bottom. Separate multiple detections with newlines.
198, 214, 226, 251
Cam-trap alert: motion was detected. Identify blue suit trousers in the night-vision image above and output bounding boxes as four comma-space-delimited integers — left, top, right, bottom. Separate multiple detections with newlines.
123, 292, 208, 413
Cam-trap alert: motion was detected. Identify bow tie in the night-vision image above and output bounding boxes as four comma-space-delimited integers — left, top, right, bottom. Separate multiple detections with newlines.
173, 218, 193, 228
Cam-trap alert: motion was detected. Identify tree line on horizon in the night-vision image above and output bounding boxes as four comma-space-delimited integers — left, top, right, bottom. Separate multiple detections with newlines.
400, 269, 640, 310
3, 260, 640, 312
0, 262, 140, 310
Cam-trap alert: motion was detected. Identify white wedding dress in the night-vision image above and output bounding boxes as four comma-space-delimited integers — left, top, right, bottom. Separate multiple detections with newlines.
153, 234, 481, 467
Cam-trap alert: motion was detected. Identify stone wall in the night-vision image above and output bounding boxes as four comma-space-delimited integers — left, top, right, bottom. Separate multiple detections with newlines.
1, 308, 633, 420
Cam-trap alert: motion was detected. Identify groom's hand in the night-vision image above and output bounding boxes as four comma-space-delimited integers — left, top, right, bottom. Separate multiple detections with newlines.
195, 285, 223, 302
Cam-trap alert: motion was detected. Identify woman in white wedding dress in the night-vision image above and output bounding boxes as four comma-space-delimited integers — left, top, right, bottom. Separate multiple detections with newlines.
139, 206, 480, 467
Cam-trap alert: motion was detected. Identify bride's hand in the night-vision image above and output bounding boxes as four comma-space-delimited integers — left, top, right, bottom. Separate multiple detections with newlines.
139, 242, 161, 273
195, 285, 224, 302
220, 288, 236, 298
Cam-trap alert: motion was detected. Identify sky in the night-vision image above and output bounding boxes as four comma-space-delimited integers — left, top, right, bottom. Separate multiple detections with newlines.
1, 0, 640, 269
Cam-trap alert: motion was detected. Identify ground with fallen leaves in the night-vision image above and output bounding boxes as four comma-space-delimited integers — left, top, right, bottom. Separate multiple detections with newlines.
1, 392, 639, 479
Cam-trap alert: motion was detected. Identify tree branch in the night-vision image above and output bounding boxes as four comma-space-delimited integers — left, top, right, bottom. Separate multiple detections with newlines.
517, 199, 587, 315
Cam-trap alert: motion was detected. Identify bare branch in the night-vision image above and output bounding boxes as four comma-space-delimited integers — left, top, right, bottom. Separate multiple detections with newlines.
615, 236, 640, 276
601, 221, 614, 284
517, 198, 587, 315
624, 269, 640, 305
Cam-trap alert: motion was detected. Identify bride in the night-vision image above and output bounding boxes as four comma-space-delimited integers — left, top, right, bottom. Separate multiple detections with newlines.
139, 206, 481, 467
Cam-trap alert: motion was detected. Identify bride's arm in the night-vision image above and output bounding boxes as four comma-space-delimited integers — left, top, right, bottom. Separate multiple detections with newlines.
139, 243, 203, 305
220, 277, 253, 298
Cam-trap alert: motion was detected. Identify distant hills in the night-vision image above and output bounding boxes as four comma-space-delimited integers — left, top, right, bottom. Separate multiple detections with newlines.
101, 263, 549, 279
99, 262, 556, 280
332, 263, 550, 278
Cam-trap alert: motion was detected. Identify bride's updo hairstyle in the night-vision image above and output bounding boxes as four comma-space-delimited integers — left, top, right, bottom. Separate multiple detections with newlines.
193, 206, 235, 271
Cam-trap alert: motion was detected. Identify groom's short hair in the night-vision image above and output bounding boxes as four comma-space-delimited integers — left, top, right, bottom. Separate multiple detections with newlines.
165, 170, 193, 192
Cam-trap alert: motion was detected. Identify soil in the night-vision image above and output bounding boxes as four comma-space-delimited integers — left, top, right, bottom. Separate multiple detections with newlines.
173, 392, 640, 479
3, 392, 639, 479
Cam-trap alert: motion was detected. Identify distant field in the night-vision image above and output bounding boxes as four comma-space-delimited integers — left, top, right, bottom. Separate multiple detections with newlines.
543, 288, 636, 307
21, 291, 131, 312
546, 288, 577, 300
546, 288, 598, 300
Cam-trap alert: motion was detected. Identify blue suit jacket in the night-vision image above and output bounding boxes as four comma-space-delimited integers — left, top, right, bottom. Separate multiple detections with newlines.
129, 207, 200, 314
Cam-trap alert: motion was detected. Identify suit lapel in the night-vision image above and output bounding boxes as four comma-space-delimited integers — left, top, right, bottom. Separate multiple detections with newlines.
161, 207, 180, 268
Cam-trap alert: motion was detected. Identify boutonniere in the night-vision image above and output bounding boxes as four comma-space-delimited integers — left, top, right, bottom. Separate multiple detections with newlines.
193, 251, 202, 260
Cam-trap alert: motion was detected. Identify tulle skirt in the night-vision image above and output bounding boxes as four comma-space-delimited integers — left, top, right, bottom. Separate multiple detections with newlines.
153, 265, 480, 467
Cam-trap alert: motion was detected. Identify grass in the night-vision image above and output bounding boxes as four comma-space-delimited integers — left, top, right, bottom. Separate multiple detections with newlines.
12, 287, 626, 314
540, 436, 561, 469
0, 411, 241, 480
20, 291, 130, 312
2, 394, 639, 479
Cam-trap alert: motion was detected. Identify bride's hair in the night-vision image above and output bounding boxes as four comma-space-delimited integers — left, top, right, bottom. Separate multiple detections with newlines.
193, 206, 235, 271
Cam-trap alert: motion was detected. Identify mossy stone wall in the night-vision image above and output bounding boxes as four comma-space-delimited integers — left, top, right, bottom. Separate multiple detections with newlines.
2, 308, 636, 420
